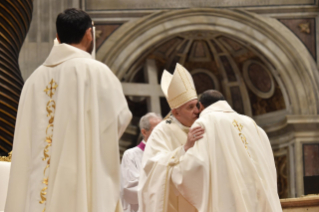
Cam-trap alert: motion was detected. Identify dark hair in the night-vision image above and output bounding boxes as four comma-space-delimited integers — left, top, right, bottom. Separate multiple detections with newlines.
199, 90, 225, 108
56, 8, 92, 44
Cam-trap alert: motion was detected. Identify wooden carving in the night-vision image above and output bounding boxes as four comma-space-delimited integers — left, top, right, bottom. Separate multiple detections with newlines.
0, 0, 33, 155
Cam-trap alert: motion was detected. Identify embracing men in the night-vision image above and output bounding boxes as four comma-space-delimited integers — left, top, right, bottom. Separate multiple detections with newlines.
138, 64, 282, 212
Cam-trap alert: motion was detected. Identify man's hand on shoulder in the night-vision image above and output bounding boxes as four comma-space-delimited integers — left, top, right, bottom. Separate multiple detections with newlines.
184, 126, 205, 152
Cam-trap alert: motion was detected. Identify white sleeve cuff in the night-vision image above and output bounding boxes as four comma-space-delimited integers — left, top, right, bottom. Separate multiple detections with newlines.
180, 145, 186, 156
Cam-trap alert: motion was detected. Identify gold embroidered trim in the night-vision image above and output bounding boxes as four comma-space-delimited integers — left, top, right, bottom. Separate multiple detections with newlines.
40, 79, 58, 211
232, 120, 250, 157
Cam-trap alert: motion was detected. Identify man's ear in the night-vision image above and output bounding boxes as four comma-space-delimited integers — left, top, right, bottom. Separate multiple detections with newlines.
199, 102, 205, 112
141, 128, 147, 138
86, 27, 93, 41
171, 108, 178, 117
56, 34, 61, 43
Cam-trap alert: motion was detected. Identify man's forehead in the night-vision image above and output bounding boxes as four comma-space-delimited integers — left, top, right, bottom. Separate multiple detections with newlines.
183, 99, 198, 107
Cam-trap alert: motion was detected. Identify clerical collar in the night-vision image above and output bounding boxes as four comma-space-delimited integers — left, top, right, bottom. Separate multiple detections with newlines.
171, 115, 190, 133
137, 140, 146, 151
200, 101, 234, 118
43, 43, 92, 67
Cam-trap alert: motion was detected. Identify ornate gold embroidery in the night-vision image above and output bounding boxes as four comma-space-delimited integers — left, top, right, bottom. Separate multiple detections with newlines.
232, 120, 250, 157
44, 79, 58, 98
0, 151, 12, 162
40, 79, 58, 211
39, 187, 48, 204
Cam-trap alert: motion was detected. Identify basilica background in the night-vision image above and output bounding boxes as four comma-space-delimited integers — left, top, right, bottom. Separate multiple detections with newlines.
1, 0, 319, 199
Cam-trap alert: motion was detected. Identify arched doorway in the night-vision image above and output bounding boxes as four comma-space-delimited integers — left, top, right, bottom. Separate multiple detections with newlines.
97, 9, 319, 198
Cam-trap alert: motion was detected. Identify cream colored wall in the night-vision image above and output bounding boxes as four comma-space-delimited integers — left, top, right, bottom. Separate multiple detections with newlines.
86, 0, 314, 10
19, 1, 319, 81
96, 8, 319, 198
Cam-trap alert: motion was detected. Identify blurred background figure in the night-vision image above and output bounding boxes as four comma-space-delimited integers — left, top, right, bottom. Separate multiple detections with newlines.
120, 112, 162, 212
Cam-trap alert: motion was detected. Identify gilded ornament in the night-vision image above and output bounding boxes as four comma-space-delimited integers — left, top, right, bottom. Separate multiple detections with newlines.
233, 120, 250, 157
40, 79, 58, 211
298, 22, 310, 34
96, 30, 102, 39
232, 120, 243, 132
42, 145, 50, 161
0, 151, 12, 162
44, 79, 58, 98
39, 187, 48, 204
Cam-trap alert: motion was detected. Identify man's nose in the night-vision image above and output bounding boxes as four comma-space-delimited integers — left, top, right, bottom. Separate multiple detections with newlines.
194, 106, 199, 114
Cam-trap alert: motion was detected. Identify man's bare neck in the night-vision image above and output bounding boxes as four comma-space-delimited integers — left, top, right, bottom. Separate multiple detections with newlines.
70, 43, 88, 53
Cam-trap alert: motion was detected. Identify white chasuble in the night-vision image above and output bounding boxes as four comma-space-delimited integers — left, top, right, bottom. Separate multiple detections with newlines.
138, 117, 197, 212
171, 101, 282, 212
5, 44, 132, 212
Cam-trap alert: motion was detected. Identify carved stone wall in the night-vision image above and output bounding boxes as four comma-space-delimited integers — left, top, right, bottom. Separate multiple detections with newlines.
123, 31, 286, 117
97, 9, 319, 117
86, 0, 315, 10
96, 8, 319, 197
279, 18, 316, 61
95, 24, 121, 50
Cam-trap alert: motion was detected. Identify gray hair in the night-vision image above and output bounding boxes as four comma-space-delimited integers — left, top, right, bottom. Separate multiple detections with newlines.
139, 112, 162, 131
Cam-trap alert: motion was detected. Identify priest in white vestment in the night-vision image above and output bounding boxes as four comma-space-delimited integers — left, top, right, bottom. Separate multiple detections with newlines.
120, 113, 162, 212
171, 90, 283, 212
138, 64, 204, 212
5, 8, 132, 212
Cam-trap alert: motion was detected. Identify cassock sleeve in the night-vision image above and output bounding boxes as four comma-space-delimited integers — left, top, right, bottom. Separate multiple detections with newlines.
117, 106, 132, 137
138, 124, 186, 212
109, 73, 132, 137
256, 126, 277, 186
121, 151, 139, 205
170, 121, 209, 212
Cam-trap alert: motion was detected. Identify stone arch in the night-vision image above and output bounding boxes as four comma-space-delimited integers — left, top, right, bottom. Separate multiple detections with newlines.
97, 8, 319, 115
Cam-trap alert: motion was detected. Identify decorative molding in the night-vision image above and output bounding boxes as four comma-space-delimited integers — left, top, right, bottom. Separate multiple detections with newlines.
278, 18, 316, 60
299, 22, 311, 34
97, 9, 319, 116
274, 148, 289, 198
243, 60, 275, 99
84, 3, 319, 23
84, 0, 317, 11
265, 12, 319, 72
95, 24, 121, 50
191, 69, 220, 91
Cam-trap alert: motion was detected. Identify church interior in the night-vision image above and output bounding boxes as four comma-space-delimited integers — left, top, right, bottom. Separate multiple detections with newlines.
1, 0, 319, 210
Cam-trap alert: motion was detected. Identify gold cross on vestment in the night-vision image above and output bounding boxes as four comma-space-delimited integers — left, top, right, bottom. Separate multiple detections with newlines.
44, 79, 58, 98
232, 120, 243, 132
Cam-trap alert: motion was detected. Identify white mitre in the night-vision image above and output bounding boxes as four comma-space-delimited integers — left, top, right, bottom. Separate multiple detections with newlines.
161, 63, 197, 109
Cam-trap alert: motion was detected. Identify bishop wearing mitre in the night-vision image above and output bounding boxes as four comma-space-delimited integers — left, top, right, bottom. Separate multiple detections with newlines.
138, 64, 204, 212
171, 90, 283, 212
5, 8, 132, 212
